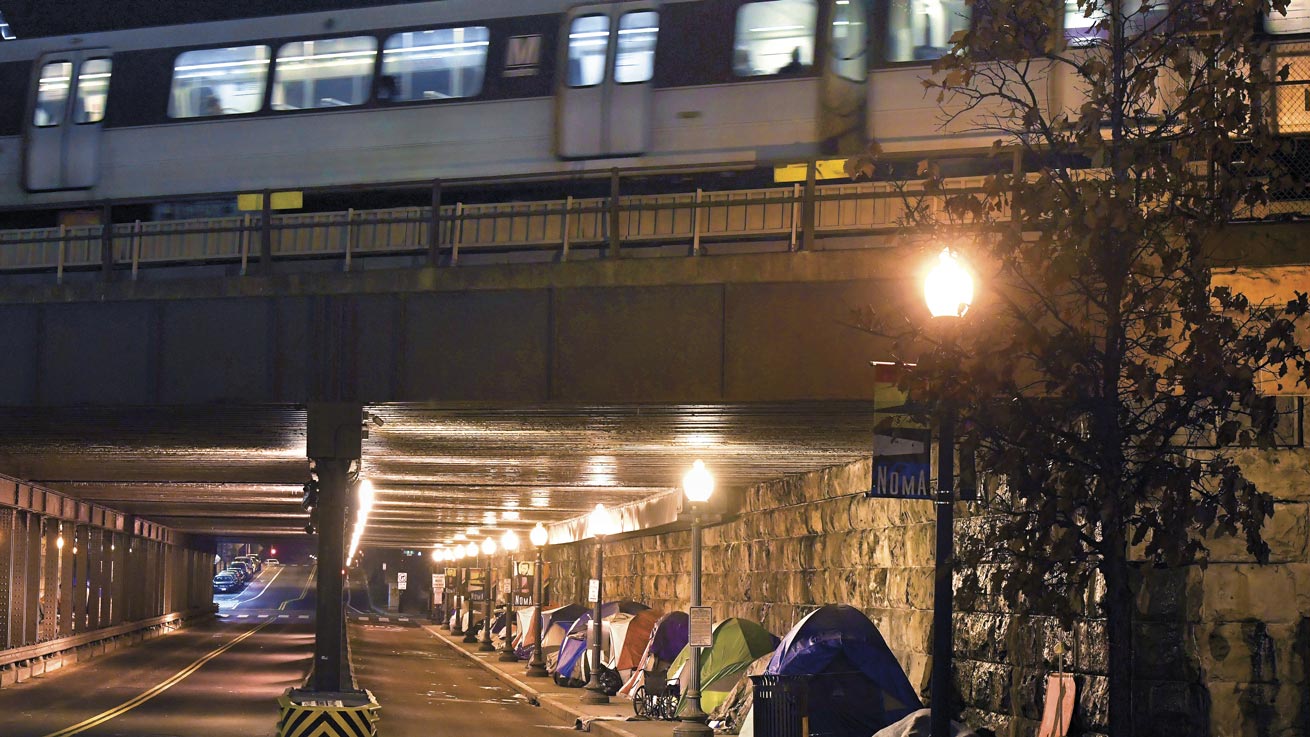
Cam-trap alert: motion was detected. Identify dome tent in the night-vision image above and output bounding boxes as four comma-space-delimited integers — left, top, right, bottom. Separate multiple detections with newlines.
618, 610, 690, 698
765, 604, 922, 736
669, 617, 779, 714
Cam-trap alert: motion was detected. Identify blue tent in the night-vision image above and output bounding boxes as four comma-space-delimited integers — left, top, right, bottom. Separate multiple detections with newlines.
554, 612, 594, 685
766, 605, 922, 736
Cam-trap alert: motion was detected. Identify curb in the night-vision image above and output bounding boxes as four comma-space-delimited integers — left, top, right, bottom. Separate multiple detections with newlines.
420, 624, 645, 737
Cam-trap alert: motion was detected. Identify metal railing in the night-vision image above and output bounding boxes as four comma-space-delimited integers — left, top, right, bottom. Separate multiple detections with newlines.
0, 177, 998, 279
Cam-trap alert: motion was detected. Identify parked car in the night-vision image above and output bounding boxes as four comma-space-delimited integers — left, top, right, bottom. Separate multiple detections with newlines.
265, 558, 280, 566
213, 571, 242, 594
227, 561, 252, 581
237, 555, 261, 573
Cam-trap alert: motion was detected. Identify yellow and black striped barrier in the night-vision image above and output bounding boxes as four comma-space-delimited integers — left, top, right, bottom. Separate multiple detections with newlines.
276, 689, 380, 737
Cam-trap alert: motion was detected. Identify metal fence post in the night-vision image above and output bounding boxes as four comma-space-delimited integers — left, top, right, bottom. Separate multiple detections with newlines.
799, 161, 817, 252
131, 220, 142, 281
56, 225, 66, 285
692, 188, 703, 256
344, 208, 355, 273
100, 203, 114, 279
260, 189, 273, 273
452, 202, 463, 267
562, 196, 573, 262
608, 168, 621, 258
429, 179, 443, 267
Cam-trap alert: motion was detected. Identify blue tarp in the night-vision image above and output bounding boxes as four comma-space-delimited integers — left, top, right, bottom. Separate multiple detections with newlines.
766, 605, 922, 737
555, 612, 593, 682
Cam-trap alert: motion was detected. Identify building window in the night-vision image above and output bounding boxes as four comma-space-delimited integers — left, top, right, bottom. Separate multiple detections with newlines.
33, 61, 71, 127
568, 15, 610, 87
734, 0, 817, 76
831, 0, 868, 81
380, 26, 490, 101
884, 0, 971, 63
75, 58, 112, 124
273, 36, 377, 110
168, 46, 271, 118
615, 11, 659, 84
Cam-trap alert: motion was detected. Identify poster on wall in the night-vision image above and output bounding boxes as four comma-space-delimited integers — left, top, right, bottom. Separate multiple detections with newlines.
512, 561, 535, 606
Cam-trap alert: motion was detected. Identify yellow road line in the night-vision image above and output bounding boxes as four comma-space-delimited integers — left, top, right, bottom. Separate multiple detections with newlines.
280, 564, 316, 611
39, 565, 317, 737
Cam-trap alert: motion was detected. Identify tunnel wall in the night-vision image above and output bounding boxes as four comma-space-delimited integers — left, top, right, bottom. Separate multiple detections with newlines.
0, 481, 215, 660
545, 452, 1310, 737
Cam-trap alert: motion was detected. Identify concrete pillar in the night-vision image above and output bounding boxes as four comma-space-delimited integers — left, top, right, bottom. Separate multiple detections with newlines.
74, 525, 89, 632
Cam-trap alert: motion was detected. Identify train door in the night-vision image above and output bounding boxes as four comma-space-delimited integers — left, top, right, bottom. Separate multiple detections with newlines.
24, 49, 113, 191
819, 0, 868, 154
556, 3, 659, 158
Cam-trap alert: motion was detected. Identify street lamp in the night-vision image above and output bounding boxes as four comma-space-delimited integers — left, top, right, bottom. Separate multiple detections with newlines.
450, 546, 466, 635
674, 460, 715, 737
581, 503, 615, 705
923, 247, 973, 737
526, 522, 550, 678
479, 537, 498, 651
499, 530, 521, 662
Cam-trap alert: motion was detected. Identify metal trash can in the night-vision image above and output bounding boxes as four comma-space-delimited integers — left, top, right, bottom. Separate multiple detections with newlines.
750, 674, 810, 737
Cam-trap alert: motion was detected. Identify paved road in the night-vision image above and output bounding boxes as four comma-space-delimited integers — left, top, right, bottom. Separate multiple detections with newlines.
350, 621, 579, 736
0, 564, 315, 737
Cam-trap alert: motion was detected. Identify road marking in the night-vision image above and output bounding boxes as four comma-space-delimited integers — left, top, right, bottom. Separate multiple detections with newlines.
298, 615, 310, 619
39, 565, 315, 737
218, 564, 286, 610
279, 564, 316, 611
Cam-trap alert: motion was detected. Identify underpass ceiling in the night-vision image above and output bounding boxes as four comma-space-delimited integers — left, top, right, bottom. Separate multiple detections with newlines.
0, 402, 876, 547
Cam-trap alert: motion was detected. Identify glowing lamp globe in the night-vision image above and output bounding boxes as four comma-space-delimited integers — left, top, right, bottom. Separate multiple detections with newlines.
924, 249, 974, 319
357, 479, 376, 512
432, 548, 441, 562
465, 542, 478, 557
501, 529, 520, 552
683, 460, 715, 504
588, 503, 615, 539
481, 537, 497, 556
530, 522, 549, 548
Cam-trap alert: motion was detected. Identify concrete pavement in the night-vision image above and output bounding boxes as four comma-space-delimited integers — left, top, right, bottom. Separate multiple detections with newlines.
413, 622, 680, 737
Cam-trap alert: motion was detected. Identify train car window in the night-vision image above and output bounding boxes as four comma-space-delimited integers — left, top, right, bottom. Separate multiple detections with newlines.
733, 0, 818, 76
380, 26, 490, 101
1063, 0, 1161, 45
615, 11, 659, 84
273, 36, 377, 110
830, 0, 867, 81
74, 58, 112, 124
33, 61, 72, 127
169, 46, 270, 118
568, 15, 610, 87
1267, 0, 1310, 33
884, 0, 971, 62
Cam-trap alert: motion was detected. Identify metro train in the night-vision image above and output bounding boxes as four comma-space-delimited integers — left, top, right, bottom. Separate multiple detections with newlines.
2, 0, 1310, 217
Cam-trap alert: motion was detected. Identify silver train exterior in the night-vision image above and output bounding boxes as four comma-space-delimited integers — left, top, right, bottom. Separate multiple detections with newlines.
3, 0, 1310, 213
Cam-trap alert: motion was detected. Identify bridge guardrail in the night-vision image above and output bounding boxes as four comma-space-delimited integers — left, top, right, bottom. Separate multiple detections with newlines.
0, 173, 1304, 279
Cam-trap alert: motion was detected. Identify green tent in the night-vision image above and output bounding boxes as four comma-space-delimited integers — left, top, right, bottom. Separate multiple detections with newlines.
669, 618, 779, 714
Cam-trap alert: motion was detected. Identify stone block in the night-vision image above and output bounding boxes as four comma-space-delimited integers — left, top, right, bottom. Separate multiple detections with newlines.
1231, 447, 1310, 502
1134, 621, 1199, 681
1206, 501, 1309, 564
1136, 565, 1202, 622
1201, 564, 1301, 623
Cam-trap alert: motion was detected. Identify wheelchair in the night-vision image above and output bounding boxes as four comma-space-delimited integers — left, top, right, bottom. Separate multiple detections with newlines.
632, 668, 680, 720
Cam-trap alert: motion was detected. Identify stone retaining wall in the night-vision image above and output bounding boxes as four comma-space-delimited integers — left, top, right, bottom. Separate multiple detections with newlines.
544, 449, 1310, 737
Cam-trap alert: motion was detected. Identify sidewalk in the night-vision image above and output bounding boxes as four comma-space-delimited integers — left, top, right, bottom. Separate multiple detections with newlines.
420, 623, 681, 737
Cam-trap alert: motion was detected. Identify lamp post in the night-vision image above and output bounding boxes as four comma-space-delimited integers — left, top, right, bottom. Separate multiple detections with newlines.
450, 546, 465, 635
462, 541, 479, 642
479, 537, 498, 651
499, 529, 521, 662
674, 460, 715, 737
581, 503, 614, 705
923, 248, 973, 737
526, 522, 550, 678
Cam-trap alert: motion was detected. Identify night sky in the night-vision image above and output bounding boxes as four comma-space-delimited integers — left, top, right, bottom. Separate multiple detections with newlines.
1, 0, 425, 38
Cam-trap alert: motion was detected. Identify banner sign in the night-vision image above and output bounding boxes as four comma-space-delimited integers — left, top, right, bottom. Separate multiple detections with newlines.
468, 569, 487, 602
